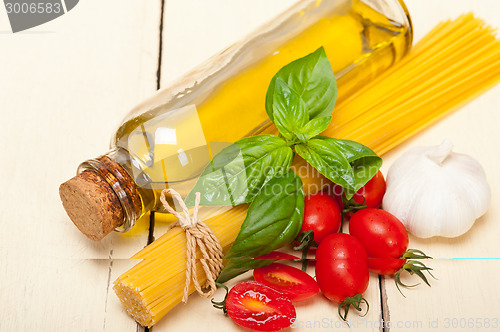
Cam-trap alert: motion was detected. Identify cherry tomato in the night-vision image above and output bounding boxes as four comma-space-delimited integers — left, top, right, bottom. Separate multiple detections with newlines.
349, 208, 409, 259
253, 263, 319, 302
226, 281, 296, 331
316, 259, 369, 303
349, 209, 434, 289
333, 170, 386, 210
315, 233, 369, 303
352, 171, 386, 208
299, 192, 341, 245
315, 233, 367, 263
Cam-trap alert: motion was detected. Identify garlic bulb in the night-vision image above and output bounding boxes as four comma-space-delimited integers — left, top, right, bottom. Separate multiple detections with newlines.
382, 140, 490, 238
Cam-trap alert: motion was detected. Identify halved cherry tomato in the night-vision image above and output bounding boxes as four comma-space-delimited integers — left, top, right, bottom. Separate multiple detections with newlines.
332, 170, 386, 210
349, 208, 409, 259
225, 281, 296, 331
315, 233, 369, 320
299, 192, 342, 245
253, 263, 319, 302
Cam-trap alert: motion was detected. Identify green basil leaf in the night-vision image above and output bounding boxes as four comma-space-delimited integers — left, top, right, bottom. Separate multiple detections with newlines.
295, 138, 356, 191
296, 136, 382, 200
265, 46, 336, 122
186, 135, 293, 206
326, 137, 382, 198
298, 116, 332, 140
216, 257, 276, 284
272, 78, 308, 142
225, 170, 304, 259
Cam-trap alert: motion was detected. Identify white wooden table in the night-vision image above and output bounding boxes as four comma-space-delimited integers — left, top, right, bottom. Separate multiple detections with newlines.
1, 1, 499, 331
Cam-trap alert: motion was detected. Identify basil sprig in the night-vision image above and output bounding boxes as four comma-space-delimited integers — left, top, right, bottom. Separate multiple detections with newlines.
186, 46, 382, 282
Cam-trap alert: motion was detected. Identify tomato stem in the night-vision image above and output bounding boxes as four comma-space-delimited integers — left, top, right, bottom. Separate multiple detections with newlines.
211, 282, 229, 315
402, 248, 433, 260
341, 195, 367, 215
395, 258, 436, 297
339, 195, 367, 232
293, 230, 318, 272
338, 294, 369, 321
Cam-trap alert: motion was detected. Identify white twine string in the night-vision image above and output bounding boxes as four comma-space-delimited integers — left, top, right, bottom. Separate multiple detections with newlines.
159, 189, 224, 303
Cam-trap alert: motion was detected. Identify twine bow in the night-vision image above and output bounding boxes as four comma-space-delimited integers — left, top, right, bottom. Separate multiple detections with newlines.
160, 189, 224, 303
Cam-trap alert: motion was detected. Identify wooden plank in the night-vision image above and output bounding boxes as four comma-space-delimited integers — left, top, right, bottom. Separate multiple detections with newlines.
381, 1, 500, 330
0, 1, 161, 330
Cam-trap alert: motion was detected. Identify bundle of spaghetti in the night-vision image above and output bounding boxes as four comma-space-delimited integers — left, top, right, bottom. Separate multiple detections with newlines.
114, 14, 500, 327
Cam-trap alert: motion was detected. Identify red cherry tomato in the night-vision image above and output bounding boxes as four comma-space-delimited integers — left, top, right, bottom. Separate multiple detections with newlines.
315, 233, 367, 262
352, 171, 386, 208
253, 263, 319, 302
332, 170, 386, 210
349, 208, 409, 259
349, 209, 434, 289
367, 258, 406, 275
226, 281, 296, 331
315, 233, 369, 303
316, 259, 369, 303
299, 192, 341, 244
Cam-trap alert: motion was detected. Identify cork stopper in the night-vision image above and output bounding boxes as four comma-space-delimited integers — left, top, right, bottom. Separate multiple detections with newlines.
59, 170, 124, 241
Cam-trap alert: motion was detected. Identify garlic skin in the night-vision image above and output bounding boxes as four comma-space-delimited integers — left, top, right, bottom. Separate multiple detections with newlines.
382, 140, 490, 238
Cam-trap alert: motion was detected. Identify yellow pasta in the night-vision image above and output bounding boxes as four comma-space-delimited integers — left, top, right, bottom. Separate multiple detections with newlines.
114, 14, 500, 327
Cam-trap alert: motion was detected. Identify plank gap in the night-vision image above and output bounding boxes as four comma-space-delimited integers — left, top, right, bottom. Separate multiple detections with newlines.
147, 211, 156, 245
379, 275, 390, 332
104, 249, 114, 331
156, 0, 167, 90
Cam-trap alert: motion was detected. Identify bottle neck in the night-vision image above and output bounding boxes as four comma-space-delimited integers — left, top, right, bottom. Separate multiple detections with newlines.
77, 148, 143, 233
